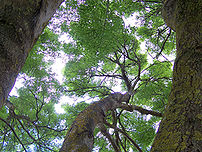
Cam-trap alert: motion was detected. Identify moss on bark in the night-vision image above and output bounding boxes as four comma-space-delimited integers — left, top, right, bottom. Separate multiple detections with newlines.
151, 0, 202, 151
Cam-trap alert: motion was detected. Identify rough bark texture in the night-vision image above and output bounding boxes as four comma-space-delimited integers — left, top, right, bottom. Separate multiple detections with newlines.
0, 0, 63, 108
151, 0, 202, 151
59, 93, 130, 152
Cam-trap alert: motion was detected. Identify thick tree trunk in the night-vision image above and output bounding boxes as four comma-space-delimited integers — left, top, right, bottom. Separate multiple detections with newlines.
59, 93, 130, 152
151, 0, 202, 151
60, 92, 163, 151
0, 0, 63, 108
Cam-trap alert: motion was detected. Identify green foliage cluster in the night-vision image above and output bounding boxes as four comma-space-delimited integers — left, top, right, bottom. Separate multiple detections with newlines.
60, 0, 175, 151
0, 0, 176, 151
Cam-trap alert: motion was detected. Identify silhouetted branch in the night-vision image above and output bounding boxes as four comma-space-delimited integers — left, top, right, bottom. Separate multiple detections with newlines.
0, 117, 27, 152
98, 123, 121, 152
156, 29, 172, 59
119, 104, 163, 117
140, 77, 172, 82
104, 120, 143, 152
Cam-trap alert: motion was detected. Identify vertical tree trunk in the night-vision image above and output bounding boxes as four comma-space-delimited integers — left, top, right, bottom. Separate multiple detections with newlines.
151, 0, 201, 151
0, 0, 63, 108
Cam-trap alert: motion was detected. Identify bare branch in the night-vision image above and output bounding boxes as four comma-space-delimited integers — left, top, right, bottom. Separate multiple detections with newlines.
16, 119, 37, 142
156, 29, 172, 59
93, 73, 122, 79
98, 123, 121, 152
104, 120, 143, 152
0, 117, 27, 152
114, 51, 132, 91
140, 76, 172, 82
119, 104, 163, 117
36, 125, 68, 132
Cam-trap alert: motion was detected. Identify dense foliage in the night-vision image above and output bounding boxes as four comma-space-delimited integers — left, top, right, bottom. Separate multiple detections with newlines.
0, 0, 176, 151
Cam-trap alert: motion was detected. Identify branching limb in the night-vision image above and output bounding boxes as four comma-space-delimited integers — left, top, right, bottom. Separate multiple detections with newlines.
16, 118, 37, 142
98, 123, 121, 152
114, 51, 132, 91
116, 41, 142, 93
4, 99, 65, 151
64, 84, 113, 95
118, 136, 127, 152
119, 104, 163, 117
104, 120, 143, 152
0, 117, 27, 152
35, 125, 68, 132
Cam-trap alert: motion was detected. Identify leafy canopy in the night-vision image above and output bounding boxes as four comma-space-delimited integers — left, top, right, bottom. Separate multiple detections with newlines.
0, 0, 175, 151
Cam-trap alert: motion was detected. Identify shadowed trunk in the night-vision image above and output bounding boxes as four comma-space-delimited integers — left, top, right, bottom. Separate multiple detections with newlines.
151, 0, 201, 151
59, 92, 163, 151
0, 0, 63, 108
59, 93, 131, 152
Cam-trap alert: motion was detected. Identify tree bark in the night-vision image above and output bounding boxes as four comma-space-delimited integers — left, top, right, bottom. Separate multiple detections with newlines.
59, 92, 163, 151
0, 0, 64, 108
59, 93, 130, 152
151, 0, 202, 151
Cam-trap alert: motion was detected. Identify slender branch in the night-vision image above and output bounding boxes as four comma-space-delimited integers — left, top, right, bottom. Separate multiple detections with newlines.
98, 123, 121, 152
64, 85, 113, 95
16, 119, 37, 142
140, 76, 172, 82
112, 110, 127, 152
5, 104, 65, 151
114, 51, 132, 91
117, 42, 142, 93
104, 120, 143, 152
92, 73, 122, 79
111, 110, 119, 146
156, 29, 172, 59
141, 62, 158, 74
0, 117, 27, 152
36, 125, 68, 132
118, 136, 127, 152
65, 84, 110, 92
28, 88, 44, 122
119, 104, 163, 117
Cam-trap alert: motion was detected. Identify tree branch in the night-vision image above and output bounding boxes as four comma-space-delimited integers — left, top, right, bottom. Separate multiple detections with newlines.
140, 76, 172, 82
119, 104, 163, 117
104, 120, 143, 152
114, 51, 132, 91
16, 118, 37, 142
0, 117, 27, 152
156, 29, 172, 59
98, 123, 121, 152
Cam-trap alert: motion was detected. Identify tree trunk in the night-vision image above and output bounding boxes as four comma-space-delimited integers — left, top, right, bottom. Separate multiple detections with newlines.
59, 93, 130, 152
0, 0, 63, 108
151, 0, 202, 151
